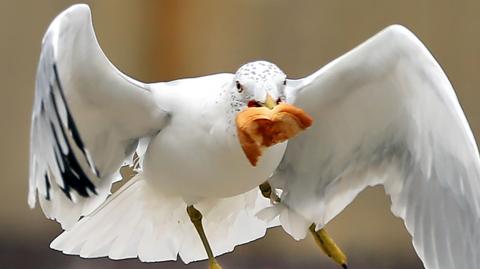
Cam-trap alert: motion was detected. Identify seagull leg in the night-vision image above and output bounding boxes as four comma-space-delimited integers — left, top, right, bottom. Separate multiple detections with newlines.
259, 181, 348, 269
309, 224, 348, 269
259, 181, 280, 202
187, 205, 222, 269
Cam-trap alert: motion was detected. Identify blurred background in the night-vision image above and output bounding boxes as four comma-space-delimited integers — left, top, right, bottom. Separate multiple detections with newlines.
1, 0, 479, 268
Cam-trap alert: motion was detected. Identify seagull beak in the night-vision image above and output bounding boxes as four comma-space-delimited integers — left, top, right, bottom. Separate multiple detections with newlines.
262, 94, 277, 110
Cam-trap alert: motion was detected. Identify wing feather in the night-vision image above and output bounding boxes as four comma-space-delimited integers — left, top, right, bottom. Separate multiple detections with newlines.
29, 4, 168, 228
270, 25, 480, 268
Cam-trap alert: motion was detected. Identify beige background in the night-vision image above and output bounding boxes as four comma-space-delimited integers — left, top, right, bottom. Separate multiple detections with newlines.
1, 1, 479, 268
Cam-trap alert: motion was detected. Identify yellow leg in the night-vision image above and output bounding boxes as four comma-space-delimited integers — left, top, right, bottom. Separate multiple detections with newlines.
259, 181, 280, 202
187, 205, 222, 269
309, 224, 348, 268
259, 181, 348, 269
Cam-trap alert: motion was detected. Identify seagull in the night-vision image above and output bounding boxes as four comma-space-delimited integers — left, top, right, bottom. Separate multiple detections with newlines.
28, 4, 480, 269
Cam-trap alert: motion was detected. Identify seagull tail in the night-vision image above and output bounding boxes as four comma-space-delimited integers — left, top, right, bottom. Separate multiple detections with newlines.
50, 173, 277, 263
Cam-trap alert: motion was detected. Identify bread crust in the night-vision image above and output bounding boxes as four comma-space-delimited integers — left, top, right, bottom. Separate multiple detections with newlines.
236, 103, 313, 166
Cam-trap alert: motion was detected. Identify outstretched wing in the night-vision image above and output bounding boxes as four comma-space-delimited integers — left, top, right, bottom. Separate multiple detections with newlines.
29, 4, 168, 228
269, 25, 480, 269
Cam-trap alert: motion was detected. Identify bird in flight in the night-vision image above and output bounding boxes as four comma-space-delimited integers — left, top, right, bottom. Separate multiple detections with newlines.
29, 4, 480, 269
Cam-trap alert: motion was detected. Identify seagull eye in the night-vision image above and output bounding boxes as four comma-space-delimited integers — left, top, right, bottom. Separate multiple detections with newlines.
283, 80, 287, 85
236, 81, 243, 93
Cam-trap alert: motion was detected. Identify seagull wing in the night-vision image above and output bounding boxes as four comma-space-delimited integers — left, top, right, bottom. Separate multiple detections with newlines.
28, 4, 168, 228
270, 25, 480, 269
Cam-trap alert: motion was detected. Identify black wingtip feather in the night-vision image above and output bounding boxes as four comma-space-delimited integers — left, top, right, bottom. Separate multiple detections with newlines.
52, 63, 98, 174
44, 63, 97, 200
44, 173, 51, 200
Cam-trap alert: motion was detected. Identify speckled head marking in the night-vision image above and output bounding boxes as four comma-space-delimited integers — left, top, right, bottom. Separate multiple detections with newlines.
231, 61, 287, 111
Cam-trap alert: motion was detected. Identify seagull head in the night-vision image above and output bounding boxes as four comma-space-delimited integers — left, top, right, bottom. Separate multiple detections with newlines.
233, 61, 313, 166
233, 61, 287, 109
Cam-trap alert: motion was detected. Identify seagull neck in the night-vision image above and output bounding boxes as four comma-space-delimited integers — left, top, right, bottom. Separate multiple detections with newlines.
219, 84, 244, 135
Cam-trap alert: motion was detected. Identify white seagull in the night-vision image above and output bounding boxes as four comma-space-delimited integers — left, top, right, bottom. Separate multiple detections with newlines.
29, 4, 480, 269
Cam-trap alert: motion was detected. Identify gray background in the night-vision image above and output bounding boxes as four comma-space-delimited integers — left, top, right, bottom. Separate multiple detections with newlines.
1, 0, 479, 268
